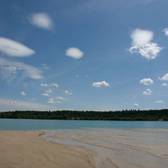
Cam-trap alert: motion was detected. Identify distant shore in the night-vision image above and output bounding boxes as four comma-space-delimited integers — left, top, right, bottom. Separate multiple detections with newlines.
0, 109, 168, 120
0, 128, 168, 168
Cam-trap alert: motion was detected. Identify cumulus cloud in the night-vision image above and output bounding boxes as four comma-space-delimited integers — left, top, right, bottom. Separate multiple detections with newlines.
64, 90, 72, 96
42, 88, 52, 97
21, 91, 27, 96
0, 57, 43, 80
42, 63, 50, 70
155, 100, 164, 104
30, 13, 53, 30
65, 48, 84, 59
142, 88, 152, 96
40, 83, 48, 87
129, 29, 162, 59
140, 78, 154, 86
51, 83, 59, 88
41, 93, 50, 97
134, 103, 139, 108
46, 89, 52, 94
0, 98, 50, 111
92, 81, 110, 88
48, 97, 64, 104
0, 37, 35, 57
160, 73, 168, 81
162, 83, 167, 86
56, 96, 64, 101
41, 82, 59, 88
163, 28, 168, 36
48, 97, 54, 104
41, 82, 59, 97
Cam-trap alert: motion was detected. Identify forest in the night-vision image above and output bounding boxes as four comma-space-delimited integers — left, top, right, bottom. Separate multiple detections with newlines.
0, 109, 168, 120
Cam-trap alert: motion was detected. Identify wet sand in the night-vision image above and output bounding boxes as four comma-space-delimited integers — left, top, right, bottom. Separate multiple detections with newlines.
0, 129, 168, 168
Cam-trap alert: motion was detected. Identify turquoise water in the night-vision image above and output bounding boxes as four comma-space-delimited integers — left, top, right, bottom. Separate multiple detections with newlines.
0, 119, 168, 130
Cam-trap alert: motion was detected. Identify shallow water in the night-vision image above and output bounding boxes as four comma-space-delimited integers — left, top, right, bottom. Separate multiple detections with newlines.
0, 119, 168, 130
42, 128, 168, 168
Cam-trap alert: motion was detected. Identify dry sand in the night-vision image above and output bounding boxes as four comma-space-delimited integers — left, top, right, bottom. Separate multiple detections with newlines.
0, 129, 168, 168
0, 131, 94, 168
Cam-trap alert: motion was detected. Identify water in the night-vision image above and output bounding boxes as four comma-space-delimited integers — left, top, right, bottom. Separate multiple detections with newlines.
0, 119, 168, 130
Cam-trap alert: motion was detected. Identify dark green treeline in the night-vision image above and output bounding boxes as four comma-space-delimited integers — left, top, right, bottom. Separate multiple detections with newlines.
0, 109, 168, 120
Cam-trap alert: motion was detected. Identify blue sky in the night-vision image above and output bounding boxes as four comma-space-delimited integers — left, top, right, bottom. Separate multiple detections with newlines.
0, 0, 168, 111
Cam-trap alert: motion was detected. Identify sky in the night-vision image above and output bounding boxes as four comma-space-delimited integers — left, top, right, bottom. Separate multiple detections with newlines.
0, 0, 168, 111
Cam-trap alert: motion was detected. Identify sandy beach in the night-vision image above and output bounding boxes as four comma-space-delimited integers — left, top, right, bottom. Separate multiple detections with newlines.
0, 129, 168, 168
0, 131, 94, 168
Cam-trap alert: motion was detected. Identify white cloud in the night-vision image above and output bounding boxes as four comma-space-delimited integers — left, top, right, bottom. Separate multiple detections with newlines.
65, 48, 84, 59
40, 83, 48, 87
0, 98, 50, 111
162, 83, 168, 86
160, 73, 168, 81
56, 96, 64, 101
42, 93, 50, 97
42, 63, 49, 70
41, 82, 59, 88
129, 29, 162, 60
140, 78, 154, 86
51, 83, 59, 88
48, 98, 54, 104
0, 38, 41, 81
30, 13, 53, 30
92, 81, 110, 88
155, 100, 164, 104
48, 97, 64, 104
21, 91, 27, 96
0, 57, 43, 80
42, 88, 52, 97
163, 28, 168, 36
142, 88, 152, 96
131, 29, 153, 46
0, 37, 35, 57
64, 90, 72, 96
41, 83, 59, 97
45, 88, 52, 94
134, 103, 139, 108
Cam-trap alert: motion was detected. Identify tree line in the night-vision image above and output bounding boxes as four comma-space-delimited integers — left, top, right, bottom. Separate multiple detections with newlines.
0, 109, 168, 120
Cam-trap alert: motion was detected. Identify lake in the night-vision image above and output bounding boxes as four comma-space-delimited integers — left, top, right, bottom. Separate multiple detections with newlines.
0, 119, 168, 130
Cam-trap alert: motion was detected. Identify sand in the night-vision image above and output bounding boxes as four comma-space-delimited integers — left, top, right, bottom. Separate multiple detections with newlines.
0, 129, 168, 168
0, 131, 94, 168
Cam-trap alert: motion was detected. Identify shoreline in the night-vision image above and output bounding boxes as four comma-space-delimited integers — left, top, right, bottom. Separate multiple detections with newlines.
0, 128, 168, 168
